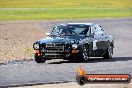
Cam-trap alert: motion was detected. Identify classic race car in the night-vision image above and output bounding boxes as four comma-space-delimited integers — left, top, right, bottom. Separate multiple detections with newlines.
33, 23, 114, 63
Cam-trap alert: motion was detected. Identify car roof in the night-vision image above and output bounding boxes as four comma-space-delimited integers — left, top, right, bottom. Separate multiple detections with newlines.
59, 23, 95, 26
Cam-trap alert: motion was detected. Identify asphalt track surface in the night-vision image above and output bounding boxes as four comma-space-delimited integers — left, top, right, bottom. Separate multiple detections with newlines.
0, 18, 132, 87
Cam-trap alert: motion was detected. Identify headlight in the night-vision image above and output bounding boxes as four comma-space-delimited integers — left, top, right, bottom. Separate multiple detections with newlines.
72, 44, 78, 49
34, 43, 39, 49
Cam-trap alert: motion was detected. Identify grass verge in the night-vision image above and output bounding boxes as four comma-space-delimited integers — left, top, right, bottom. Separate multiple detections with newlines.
0, 8, 132, 20
0, 0, 131, 20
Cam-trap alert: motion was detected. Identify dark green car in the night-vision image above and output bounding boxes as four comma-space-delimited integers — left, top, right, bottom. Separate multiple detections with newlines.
33, 23, 114, 63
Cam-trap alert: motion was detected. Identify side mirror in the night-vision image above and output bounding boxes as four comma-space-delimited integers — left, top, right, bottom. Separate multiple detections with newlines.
46, 32, 50, 36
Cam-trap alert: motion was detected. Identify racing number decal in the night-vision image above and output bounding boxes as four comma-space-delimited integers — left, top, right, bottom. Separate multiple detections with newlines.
93, 40, 97, 50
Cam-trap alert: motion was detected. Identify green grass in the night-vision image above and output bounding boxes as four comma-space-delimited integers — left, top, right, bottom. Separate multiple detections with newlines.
0, 0, 132, 20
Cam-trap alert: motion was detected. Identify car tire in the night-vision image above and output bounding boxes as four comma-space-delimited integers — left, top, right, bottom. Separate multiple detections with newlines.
80, 44, 89, 62
35, 54, 46, 63
103, 45, 113, 59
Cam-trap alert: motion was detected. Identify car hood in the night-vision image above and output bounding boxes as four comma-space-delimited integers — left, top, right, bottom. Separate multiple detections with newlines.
37, 35, 87, 44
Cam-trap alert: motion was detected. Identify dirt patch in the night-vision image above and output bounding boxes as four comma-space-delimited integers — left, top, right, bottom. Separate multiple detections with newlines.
0, 21, 48, 62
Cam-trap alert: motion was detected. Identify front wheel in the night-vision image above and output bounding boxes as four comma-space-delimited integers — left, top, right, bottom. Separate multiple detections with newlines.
103, 45, 113, 59
35, 54, 46, 63
80, 44, 89, 62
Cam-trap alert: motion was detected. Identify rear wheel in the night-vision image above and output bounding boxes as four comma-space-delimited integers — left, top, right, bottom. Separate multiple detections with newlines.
35, 54, 46, 63
103, 45, 113, 59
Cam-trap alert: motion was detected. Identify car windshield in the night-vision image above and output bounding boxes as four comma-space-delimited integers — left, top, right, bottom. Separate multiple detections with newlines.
51, 25, 90, 36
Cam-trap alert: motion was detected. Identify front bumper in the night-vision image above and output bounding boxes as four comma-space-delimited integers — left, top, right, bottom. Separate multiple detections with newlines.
35, 49, 80, 60
35, 43, 80, 59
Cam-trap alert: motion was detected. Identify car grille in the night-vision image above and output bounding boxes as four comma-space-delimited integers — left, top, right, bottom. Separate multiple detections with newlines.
44, 43, 65, 59
46, 43, 64, 52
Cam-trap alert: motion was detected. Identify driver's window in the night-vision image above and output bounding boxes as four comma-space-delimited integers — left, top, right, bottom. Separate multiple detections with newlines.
92, 25, 103, 34
91, 25, 101, 38
95, 25, 103, 32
